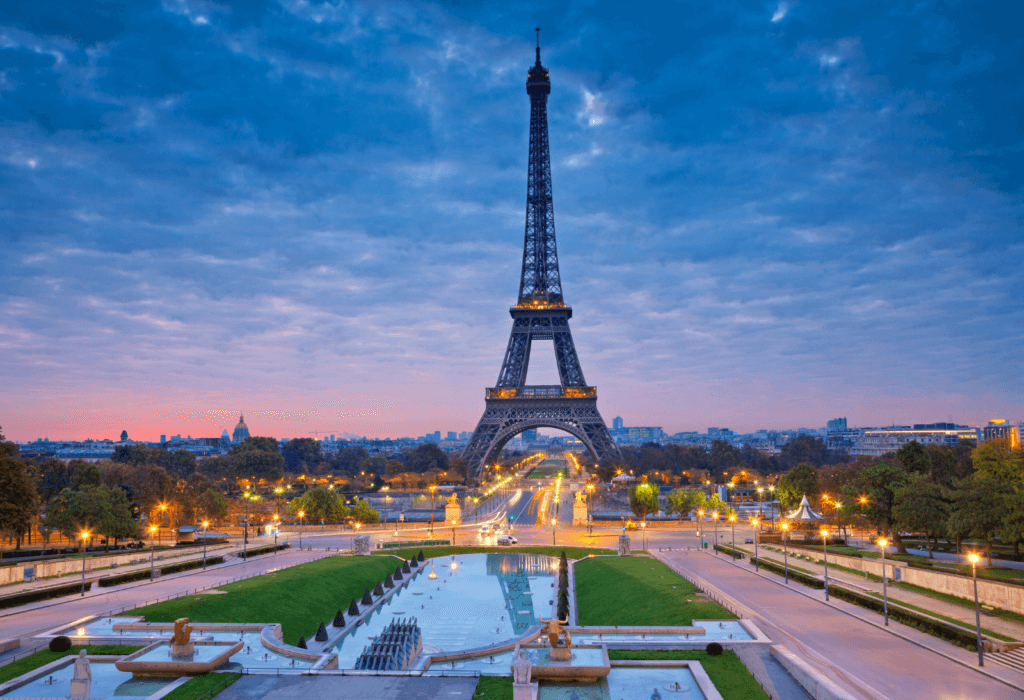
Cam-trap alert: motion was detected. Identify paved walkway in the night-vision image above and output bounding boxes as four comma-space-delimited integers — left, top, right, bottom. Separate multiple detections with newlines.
739, 542, 1024, 641
658, 549, 1024, 700
216, 674, 479, 700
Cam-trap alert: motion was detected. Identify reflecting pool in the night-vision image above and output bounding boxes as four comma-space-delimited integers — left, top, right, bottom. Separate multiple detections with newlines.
538, 667, 706, 700
335, 553, 557, 668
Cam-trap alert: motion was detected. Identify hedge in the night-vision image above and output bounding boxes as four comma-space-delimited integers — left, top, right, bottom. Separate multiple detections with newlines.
97, 556, 226, 587
238, 543, 290, 559
750, 557, 824, 589
714, 544, 746, 559
0, 580, 93, 610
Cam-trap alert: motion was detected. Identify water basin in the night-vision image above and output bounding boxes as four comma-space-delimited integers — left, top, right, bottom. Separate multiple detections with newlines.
1, 659, 175, 698
335, 553, 556, 667
538, 667, 706, 700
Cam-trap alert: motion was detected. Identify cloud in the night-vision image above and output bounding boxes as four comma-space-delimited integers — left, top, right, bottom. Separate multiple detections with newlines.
771, 3, 789, 23
0, 0, 1021, 441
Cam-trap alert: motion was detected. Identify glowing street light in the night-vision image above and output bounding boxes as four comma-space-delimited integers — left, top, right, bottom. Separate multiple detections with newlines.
298, 510, 305, 549
877, 537, 889, 625
968, 552, 983, 666
712, 511, 720, 555
821, 527, 831, 601
729, 513, 737, 560
79, 530, 90, 596
429, 486, 437, 536
202, 520, 210, 569
149, 525, 158, 581
751, 518, 760, 571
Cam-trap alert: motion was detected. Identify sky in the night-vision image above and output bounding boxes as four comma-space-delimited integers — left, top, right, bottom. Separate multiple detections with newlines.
1, 0, 1022, 443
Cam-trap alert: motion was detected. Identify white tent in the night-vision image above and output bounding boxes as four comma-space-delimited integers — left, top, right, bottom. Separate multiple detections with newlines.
611, 474, 636, 483
784, 494, 824, 522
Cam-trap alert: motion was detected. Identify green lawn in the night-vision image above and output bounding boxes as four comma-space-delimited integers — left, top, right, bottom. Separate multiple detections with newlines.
129, 556, 397, 645
161, 672, 241, 700
524, 467, 566, 479
574, 556, 736, 625
864, 592, 1015, 641
0, 645, 142, 685
473, 675, 512, 700
373, 546, 614, 561
607, 650, 769, 700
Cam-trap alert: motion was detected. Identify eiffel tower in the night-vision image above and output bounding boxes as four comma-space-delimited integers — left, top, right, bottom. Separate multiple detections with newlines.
463, 31, 619, 478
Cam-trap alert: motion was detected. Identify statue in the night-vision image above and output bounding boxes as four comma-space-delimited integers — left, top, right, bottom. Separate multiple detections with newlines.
69, 649, 91, 698
574, 491, 586, 505
540, 618, 573, 650
170, 617, 195, 658
171, 618, 193, 645
511, 649, 532, 684
447, 492, 459, 507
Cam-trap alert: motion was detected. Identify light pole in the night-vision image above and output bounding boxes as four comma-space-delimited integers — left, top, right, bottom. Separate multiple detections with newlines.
273, 515, 279, 556
769, 485, 776, 525
298, 510, 305, 549
641, 521, 646, 551
429, 486, 436, 536
79, 531, 90, 596
781, 522, 790, 584
382, 486, 389, 531
149, 525, 157, 581
821, 527, 830, 601
712, 511, 719, 555
158, 503, 168, 546
729, 513, 737, 560
969, 553, 984, 666
878, 536, 889, 626
587, 484, 594, 522
751, 518, 760, 571
757, 487, 764, 518
697, 509, 705, 540
202, 520, 209, 570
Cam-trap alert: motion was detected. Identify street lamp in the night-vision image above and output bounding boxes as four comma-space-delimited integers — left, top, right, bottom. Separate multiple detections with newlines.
273, 515, 279, 556
751, 518, 760, 571
202, 520, 209, 570
729, 513, 737, 560
640, 521, 646, 551
552, 519, 557, 545
149, 525, 158, 581
79, 530, 90, 596
697, 509, 705, 540
298, 510, 305, 549
587, 484, 594, 522
158, 503, 168, 545
712, 511, 720, 555
769, 485, 776, 524
382, 486, 390, 530
821, 527, 830, 601
781, 522, 790, 584
969, 553, 984, 666
877, 537, 889, 626
757, 487, 764, 518
429, 485, 437, 536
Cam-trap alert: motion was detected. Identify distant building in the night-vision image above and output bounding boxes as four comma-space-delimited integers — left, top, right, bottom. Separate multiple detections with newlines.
521, 428, 539, 442
613, 416, 624, 430
232, 415, 251, 444
708, 428, 733, 437
160, 435, 166, 444
446, 431, 457, 441
826, 418, 847, 431
985, 419, 1021, 448
849, 426, 978, 457
220, 429, 230, 448
119, 430, 129, 442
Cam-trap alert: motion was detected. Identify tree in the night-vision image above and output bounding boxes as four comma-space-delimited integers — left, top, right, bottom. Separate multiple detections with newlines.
893, 474, 950, 557
628, 478, 660, 521
776, 463, 818, 511
665, 489, 703, 520
71, 461, 102, 489
406, 444, 448, 474
102, 463, 172, 517
46, 486, 137, 549
331, 446, 370, 475
233, 447, 285, 482
290, 488, 347, 523
282, 438, 323, 474
972, 439, 1023, 485
948, 476, 1011, 565
196, 489, 229, 524
842, 462, 911, 552
231, 436, 281, 455
0, 439, 38, 550
33, 458, 74, 504
895, 441, 931, 474
350, 498, 379, 524
111, 445, 195, 478
778, 435, 833, 470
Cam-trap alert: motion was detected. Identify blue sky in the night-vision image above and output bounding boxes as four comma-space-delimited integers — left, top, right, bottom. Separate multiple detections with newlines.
1, 0, 1021, 441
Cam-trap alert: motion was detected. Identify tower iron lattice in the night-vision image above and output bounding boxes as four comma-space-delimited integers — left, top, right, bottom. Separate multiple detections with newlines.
462, 31, 619, 478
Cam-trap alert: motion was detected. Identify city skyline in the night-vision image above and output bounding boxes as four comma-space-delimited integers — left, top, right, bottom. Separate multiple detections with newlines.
2, 2, 1022, 443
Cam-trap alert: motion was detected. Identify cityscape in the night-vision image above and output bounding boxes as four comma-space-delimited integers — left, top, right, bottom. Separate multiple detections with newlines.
1, 4, 1022, 700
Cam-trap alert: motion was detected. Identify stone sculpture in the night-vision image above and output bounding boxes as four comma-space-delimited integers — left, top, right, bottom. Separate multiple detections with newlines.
69, 650, 91, 698
538, 616, 572, 660
511, 649, 532, 684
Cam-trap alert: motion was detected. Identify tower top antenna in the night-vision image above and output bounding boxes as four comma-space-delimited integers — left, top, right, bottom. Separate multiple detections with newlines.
535, 27, 541, 63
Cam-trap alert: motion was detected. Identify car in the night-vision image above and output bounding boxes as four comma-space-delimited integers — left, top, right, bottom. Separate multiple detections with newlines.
497, 535, 518, 545
479, 524, 491, 535
744, 538, 754, 544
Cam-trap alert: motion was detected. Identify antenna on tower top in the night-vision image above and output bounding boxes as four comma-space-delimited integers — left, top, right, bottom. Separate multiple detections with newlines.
535, 27, 541, 63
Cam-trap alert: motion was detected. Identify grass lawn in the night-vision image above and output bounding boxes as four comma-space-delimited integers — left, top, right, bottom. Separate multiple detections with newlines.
524, 467, 567, 479
472, 675, 512, 700
161, 672, 241, 700
892, 581, 1024, 626
574, 556, 736, 625
373, 546, 614, 561
608, 650, 769, 700
0, 645, 142, 685
864, 592, 1016, 641
129, 556, 397, 645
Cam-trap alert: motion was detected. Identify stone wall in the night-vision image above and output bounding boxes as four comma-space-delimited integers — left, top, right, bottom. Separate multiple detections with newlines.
778, 546, 900, 580
32, 547, 213, 579
0, 565, 25, 585
901, 567, 1024, 615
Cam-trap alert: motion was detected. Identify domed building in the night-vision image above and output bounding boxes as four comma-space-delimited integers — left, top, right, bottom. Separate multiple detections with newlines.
232, 414, 251, 444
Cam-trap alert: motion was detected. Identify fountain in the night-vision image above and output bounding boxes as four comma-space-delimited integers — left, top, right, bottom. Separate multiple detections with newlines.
511, 616, 609, 683
116, 618, 243, 677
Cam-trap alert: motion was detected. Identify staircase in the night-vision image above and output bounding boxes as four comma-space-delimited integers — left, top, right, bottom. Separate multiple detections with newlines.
987, 648, 1024, 674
